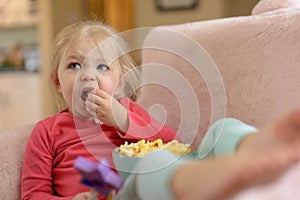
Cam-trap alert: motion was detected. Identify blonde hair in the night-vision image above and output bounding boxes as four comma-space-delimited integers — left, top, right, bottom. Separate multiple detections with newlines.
50, 20, 141, 110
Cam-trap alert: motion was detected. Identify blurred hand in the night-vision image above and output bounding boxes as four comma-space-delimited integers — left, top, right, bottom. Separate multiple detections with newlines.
238, 109, 300, 156
72, 192, 90, 200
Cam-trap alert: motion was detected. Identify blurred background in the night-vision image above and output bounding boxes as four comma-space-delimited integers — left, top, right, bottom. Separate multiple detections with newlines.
0, 0, 259, 131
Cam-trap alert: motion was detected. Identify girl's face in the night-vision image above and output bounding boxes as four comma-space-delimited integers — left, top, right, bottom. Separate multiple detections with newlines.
56, 35, 122, 119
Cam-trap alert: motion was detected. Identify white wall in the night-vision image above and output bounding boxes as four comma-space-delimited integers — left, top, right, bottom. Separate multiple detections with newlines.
133, 0, 259, 28
133, 0, 227, 27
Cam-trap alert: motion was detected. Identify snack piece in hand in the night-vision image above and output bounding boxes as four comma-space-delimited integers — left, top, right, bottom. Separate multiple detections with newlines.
118, 139, 192, 158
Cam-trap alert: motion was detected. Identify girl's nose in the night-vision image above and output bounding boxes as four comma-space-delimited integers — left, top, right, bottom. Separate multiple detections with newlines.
80, 69, 98, 81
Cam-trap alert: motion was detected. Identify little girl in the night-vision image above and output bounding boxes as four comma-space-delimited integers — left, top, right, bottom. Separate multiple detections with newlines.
21, 20, 179, 200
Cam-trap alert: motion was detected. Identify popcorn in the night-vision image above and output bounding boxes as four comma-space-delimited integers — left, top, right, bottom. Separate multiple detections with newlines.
118, 139, 191, 158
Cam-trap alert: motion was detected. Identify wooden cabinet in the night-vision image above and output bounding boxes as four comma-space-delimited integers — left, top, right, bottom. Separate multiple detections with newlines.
0, 72, 43, 131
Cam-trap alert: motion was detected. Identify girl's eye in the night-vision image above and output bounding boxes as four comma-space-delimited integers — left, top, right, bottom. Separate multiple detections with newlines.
69, 63, 81, 70
97, 64, 109, 71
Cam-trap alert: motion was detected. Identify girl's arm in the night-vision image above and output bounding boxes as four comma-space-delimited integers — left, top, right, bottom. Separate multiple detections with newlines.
116, 97, 180, 142
86, 89, 180, 142
21, 122, 71, 200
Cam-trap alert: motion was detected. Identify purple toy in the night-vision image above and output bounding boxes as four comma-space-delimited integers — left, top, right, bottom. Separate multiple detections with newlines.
74, 156, 124, 198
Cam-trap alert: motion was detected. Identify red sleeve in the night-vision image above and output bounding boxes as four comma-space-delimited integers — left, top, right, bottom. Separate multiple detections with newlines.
117, 98, 181, 143
21, 122, 71, 200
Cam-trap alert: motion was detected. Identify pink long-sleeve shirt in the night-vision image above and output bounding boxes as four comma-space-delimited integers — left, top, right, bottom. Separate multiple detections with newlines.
21, 98, 180, 200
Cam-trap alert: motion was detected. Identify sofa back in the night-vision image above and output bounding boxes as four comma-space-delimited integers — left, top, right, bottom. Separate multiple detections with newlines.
138, 7, 300, 149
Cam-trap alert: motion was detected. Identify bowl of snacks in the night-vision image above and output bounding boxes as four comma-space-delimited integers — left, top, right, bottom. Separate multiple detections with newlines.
112, 139, 193, 179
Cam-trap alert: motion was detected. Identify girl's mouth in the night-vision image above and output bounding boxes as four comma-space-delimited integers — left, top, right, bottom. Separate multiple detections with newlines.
81, 88, 94, 101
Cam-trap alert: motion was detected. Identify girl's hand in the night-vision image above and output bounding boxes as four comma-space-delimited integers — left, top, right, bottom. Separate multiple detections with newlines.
85, 89, 129, 132
72, 192, 90, 200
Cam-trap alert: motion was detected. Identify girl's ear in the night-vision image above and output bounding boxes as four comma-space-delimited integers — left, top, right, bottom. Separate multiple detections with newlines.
51, 73, 62, 92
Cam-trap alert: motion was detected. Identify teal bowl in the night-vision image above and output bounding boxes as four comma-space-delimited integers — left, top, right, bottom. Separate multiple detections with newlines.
112, 148, 197, 179
112, 148, 142, 179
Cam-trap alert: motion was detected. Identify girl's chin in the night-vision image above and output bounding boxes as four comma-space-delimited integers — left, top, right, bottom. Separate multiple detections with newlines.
71, 102, 93, 118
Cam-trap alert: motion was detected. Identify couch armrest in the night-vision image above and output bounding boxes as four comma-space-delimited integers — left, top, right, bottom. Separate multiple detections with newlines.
0, 124, 34, 200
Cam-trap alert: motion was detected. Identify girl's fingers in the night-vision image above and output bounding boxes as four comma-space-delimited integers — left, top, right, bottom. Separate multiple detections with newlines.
85, 97, 106, 117
85, 100, 99, 115
94, 89, 110, 99
86, 88, 113, 104
85, 101, 96, 115
86, 93, 105, 107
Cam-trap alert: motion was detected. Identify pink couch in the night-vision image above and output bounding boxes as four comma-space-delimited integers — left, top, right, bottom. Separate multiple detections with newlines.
0, 124, 33, 199
138, 0, 300, 150
1, 0, 300, 199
